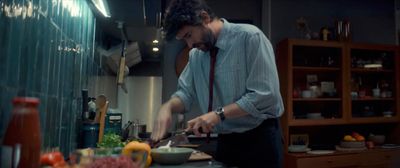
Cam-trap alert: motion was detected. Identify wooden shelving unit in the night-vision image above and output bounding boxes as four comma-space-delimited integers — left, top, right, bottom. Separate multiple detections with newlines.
277, 39, 400, 168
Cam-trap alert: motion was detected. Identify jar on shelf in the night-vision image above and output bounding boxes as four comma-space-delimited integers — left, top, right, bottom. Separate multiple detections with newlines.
293, 87, 301, 98
379, 80, 392, 98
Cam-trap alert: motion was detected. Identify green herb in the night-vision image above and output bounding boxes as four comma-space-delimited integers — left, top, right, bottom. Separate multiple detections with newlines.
97, 133, 124, 148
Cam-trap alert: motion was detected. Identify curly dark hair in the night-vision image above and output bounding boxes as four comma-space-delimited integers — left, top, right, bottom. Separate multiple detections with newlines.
164, 0, 216, 40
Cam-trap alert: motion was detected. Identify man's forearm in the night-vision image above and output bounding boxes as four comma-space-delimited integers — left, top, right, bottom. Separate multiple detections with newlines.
222, 103, 249, 119
166, 96, 185, 113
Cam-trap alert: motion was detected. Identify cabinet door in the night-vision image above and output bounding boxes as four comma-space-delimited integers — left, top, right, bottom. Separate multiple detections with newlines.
297, 155, 360, 168
388, 150, 400, 168
348, 46, 398, 122
359, 165, 388, 168
360, 151, 390, 166
290, 44, 345, 125
360, 150, 400, 168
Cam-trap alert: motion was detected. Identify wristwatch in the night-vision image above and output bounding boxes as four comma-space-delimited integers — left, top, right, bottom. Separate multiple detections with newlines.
215, 107, 225, 121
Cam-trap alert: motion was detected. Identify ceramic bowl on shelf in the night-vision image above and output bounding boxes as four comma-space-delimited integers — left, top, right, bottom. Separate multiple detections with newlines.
306, 113, 323, 119
301, 90, 312, 98
288, 145, 310, 153
340, 141, 366, 148
382, 111, 393, 117
368, 135, 385, 145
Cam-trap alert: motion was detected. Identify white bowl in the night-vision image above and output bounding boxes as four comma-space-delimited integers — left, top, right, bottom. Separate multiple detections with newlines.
288, 145, 310, 153
368, 135, 385, 145
151, 147, 194, 165
307, 113, 323, 119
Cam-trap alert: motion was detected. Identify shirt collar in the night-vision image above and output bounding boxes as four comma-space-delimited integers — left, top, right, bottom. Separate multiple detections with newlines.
214, 18, 231, 50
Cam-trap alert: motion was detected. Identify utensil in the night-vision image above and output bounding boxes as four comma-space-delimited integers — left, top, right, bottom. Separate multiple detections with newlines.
158, 140, 172, 149
151, 131, 190, 148
97, 95, 109, 143
122, 121, 133, 141
148, 127, 205, 148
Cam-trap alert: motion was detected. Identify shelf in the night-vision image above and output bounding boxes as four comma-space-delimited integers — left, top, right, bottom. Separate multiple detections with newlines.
277, 39, 400, 161
351, 68, 393, 73
351, 98, 394, 101
293, 98, 341, 101
349, 117, 399, 124
293, 66, 341, 71
289, 118, 346, 126
286, 39, 344, 47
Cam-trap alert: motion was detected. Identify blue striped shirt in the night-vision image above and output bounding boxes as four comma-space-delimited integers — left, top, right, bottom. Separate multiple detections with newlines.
172, 19, 284, 134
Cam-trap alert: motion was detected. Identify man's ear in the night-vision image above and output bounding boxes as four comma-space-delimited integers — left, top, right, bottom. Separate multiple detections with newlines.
200, 11, 211, 24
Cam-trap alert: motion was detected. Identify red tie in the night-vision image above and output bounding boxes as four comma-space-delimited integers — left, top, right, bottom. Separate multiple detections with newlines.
207, 47, 218, 143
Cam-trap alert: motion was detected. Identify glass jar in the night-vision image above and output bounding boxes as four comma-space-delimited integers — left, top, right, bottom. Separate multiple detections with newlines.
3, 97, 41, 168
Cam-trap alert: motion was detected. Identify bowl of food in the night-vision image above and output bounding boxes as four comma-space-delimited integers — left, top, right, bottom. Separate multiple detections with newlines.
69, 148, 147, 168
151, 147, 194, 165
340, 141, 366, 148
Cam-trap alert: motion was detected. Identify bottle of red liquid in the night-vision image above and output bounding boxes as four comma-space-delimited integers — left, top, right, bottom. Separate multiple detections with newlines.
3, 97, 41, 168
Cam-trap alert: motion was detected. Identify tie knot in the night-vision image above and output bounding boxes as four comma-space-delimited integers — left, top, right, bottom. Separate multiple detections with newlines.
210, 47, 219, 58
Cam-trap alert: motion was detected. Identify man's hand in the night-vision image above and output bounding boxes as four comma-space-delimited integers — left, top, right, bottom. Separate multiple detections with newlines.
185, 111, 220, 136
151, 97, 185, 141
151, 104, 173, 141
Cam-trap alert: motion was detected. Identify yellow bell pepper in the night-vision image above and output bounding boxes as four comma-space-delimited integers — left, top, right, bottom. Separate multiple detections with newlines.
122, 141, 152, 167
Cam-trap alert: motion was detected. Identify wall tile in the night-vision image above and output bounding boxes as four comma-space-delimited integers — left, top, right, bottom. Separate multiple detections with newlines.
0, 0, 100, 155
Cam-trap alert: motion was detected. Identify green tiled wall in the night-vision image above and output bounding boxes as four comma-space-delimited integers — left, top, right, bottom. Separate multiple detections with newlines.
0, 0, 102, 155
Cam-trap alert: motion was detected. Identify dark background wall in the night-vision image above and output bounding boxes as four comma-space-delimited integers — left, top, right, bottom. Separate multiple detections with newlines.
271, 0, 396, 45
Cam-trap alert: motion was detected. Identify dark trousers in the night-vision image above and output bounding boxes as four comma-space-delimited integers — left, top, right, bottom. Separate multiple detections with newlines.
215, 118, 283, 168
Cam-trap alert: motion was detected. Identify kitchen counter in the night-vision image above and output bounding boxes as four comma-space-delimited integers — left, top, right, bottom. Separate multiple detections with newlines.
150, 160, 226, 168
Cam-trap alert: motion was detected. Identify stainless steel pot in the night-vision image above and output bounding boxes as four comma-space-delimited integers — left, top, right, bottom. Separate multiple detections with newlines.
128, 122, 146, 139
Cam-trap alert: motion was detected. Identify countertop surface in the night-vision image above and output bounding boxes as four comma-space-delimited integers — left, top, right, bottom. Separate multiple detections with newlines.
150, 160, 226, 168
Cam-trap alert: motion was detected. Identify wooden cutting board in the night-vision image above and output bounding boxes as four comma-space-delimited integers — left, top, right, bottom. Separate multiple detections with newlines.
189, 151, 212, 161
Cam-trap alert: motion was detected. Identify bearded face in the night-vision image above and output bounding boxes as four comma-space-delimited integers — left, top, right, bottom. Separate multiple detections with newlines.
192, 26, 216, 51
176, 24, 216, 52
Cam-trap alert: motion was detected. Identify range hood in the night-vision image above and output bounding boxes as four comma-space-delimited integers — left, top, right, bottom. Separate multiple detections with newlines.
95, 0, 164, 42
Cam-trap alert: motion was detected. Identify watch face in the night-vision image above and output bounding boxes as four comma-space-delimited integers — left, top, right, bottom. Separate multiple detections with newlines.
215, 107, 225, 121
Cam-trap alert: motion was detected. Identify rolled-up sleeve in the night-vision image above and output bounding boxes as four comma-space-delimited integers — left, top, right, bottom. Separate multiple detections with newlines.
172, 55, 196, 112
235, 32, 283, 119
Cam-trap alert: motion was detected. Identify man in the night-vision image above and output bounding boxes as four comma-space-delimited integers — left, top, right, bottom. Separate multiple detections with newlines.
151, 0, 284, 167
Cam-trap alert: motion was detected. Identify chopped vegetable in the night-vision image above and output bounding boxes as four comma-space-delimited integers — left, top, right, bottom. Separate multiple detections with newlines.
40, 151, 66, 167
87, 155, 139, 168
122, 141, 152, 167
97, 133, 125, 148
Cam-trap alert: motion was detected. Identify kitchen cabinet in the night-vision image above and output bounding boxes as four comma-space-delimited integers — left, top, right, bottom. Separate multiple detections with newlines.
286, 149, 400, 168
276, 39, 400, 168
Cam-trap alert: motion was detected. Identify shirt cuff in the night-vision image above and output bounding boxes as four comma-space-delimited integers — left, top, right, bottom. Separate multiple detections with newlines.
235, 97, 264, 119
172, 90, 192, 112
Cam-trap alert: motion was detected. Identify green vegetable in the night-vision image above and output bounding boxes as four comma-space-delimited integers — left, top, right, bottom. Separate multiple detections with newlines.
97, 133, 124, 148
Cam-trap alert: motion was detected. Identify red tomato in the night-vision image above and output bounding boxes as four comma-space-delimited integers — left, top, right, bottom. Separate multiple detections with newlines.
40, 152, 65, 167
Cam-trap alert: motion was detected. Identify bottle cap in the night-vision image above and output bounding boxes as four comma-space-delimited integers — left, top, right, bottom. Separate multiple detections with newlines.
13, 97, 40, 105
